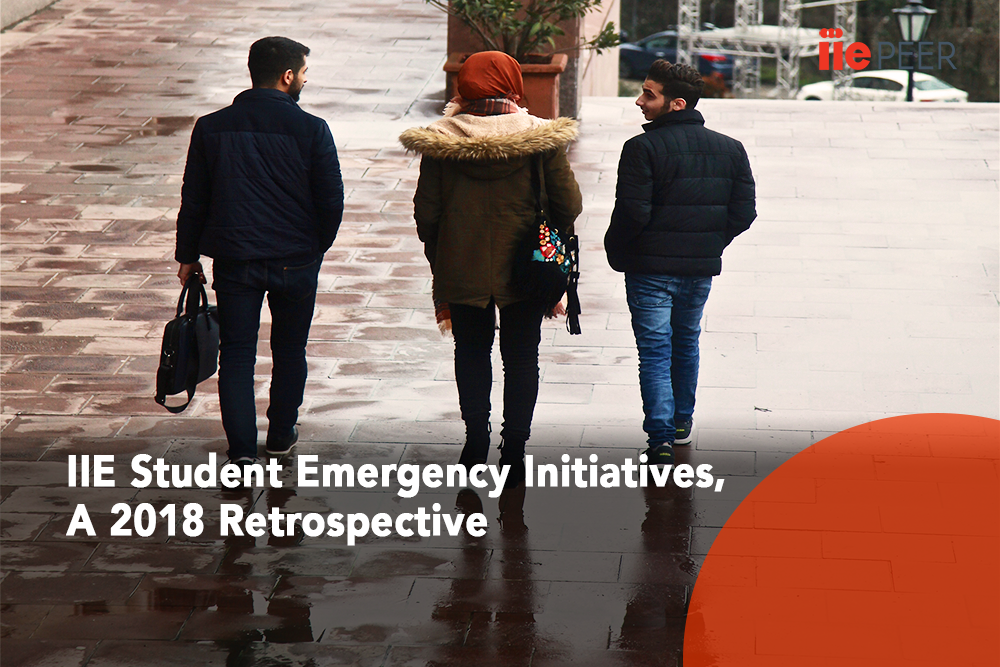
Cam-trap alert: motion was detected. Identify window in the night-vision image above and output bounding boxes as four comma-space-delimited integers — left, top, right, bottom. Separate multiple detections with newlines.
645, 37, 677, 50
876, 78, 904, 92
914, 78, 952, 91
851, 77, 877, 89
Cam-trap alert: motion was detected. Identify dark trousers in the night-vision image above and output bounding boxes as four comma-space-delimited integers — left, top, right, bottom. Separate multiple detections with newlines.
450, 299, 546, 444
211, 255, 321, 460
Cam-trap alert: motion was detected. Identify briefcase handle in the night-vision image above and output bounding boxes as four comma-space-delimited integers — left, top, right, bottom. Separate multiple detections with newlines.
176, 275, 212, 327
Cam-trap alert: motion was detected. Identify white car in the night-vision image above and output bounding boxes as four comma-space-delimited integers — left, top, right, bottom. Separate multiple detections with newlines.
796, 70, 968, 102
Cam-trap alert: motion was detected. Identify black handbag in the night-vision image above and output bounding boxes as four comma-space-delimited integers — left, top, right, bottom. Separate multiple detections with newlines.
510, 154, 582, 334
154, 275, 220, 413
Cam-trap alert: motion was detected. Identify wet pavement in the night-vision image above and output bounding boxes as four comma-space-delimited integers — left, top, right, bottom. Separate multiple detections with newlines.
1, 0, 998, 664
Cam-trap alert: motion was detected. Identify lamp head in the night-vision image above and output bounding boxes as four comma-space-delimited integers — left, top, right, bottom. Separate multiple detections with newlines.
892, 0, 937, 43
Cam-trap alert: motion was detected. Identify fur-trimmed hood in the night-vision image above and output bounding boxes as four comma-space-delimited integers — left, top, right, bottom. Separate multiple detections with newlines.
406, 111, 583, 310
400, 116, 579, 162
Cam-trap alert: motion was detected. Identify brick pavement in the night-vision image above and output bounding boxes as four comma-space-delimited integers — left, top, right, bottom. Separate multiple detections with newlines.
1, 0, 998, 664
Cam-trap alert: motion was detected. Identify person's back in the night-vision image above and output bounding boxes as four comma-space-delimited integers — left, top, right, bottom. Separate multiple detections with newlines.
175, 36, 344, 471
400, 51, 583, 492
606, 104, 754, 277
176, 40, 342, 265
606, 61, 755, 464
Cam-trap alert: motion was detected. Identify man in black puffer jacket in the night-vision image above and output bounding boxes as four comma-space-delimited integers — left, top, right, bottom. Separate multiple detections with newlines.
175, 36, 344, 467
606, 61, 756, 465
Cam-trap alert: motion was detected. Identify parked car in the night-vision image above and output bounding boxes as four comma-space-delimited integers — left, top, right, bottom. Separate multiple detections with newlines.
619, 30, 734, 83
796, 70, 968, 102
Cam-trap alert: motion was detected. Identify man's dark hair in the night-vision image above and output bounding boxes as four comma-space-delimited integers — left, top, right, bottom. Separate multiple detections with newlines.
647, 60, 704, 109
248, 37, 310, 88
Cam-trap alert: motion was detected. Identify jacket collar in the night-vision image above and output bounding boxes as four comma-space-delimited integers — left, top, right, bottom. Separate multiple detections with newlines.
233, 88, 298, 106
399, 117, 579, 161
642, 108, 705, 132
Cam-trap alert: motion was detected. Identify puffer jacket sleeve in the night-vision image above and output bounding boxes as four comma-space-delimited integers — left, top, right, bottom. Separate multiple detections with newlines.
413, 155, 443, 268
605, 136, 653, 254
542, 147, 583, 236
725, 143, 756, 246
311, 121, 345, 252
175, 119, 210, 264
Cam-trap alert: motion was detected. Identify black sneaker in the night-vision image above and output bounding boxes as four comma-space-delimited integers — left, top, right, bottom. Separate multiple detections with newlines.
674, 419, 693, 446
643, 443, 675, 465
266, 426, 298, 456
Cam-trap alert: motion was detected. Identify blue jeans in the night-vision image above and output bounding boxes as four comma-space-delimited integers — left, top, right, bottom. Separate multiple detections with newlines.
625, 273, 712, 446
212, 255, 322, 460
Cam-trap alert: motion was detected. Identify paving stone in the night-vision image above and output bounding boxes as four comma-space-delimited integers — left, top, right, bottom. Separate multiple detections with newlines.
1, 486, 138, 514
83, 640, 233, 667
30, 604, 190, 640
9, 355, 127, 374
0, 542, 99, 572
0, 605, 57, 640
233, 644, 388, 666
39, 436, 171, 461
0, 512, 53, 541
0, 572, 144, 605
85, 543, 223, 574
0, 336, 92, 358
0, 640, 97, 667
44, 374, 153, 395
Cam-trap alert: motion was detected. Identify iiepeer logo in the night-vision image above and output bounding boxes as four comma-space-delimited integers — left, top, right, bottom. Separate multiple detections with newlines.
818, 27, 956, 71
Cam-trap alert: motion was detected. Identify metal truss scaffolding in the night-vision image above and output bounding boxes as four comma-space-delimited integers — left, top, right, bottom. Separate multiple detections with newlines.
732, 0, 763, 98
676, 0, 861, 99
677, 0, 700, 67
776, 0, 802, 96
832, 0, 858, 98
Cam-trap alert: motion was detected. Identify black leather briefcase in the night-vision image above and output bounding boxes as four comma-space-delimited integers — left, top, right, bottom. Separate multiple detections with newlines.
154, 276, 219, 413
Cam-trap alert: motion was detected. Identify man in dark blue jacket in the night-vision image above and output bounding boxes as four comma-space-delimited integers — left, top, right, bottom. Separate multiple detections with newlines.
175, 36, 344, 465
606, 61, 756, 465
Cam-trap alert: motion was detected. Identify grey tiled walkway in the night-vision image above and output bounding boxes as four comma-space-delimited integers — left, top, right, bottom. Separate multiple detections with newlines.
1, 0, 998, 664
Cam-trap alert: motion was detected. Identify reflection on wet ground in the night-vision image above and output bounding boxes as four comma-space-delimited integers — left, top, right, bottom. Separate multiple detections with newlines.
1, 442, 784, 666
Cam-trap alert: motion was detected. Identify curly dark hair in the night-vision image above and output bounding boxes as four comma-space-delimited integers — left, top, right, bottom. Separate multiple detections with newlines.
248, 37, 309, 88
646, 60, 704, 109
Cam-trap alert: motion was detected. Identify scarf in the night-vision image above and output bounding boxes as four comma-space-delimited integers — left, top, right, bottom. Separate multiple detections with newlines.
460, 97, 522, 116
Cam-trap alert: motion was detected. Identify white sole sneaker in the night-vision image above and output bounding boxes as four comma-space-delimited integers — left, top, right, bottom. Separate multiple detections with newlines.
674, 421, 693, 446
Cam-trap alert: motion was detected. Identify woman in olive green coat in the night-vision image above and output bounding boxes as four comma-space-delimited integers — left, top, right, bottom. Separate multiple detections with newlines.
399, 51, 583, 488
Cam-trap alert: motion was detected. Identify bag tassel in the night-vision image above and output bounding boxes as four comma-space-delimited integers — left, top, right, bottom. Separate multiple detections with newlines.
565, 234, 581, 335
566, 270, 581, 335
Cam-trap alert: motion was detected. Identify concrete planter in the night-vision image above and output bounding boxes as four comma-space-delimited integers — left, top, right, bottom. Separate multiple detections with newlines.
444, 52, 569, 120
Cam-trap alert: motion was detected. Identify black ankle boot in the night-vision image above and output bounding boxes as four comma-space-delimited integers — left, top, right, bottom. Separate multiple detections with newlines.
458, 424, 490, 469
498, 438, 526, 489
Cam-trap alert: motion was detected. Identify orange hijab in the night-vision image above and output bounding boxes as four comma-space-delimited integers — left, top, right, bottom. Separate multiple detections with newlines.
456, 51, 524, 102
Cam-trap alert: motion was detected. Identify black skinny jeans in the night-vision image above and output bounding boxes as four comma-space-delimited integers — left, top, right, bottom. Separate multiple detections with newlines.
450, 299, 546, 444
212, 255, 321, 460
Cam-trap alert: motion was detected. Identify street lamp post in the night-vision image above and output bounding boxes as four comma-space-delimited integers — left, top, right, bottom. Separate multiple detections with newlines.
892, 0, 937, 101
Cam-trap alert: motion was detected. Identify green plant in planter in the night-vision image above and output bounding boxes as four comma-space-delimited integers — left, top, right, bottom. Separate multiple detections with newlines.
425, 0, 619, 63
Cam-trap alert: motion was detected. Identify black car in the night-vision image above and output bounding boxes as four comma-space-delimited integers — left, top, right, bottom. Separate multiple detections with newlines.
619, 30, 734, 83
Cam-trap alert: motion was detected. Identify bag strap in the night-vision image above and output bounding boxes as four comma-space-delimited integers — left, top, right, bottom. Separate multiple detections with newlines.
174, 277, 193, 317
155, 386, 195, 413
175, 275, 210, 317
565, 235, 582, 335
184, 277, 209, 318
530, 153, 550, 221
